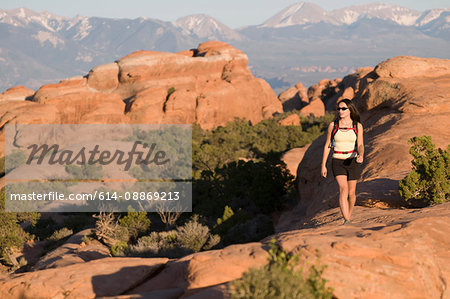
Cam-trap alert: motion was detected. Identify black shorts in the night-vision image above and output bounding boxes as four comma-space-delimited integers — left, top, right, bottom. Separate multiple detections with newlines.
332, 157, 362, 180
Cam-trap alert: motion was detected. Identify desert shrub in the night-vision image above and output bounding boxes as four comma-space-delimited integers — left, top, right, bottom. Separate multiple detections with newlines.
81, 234, 95, 245
0, 150, 27, 177
127, 230, 181, 258
24, 216, 57, 241
0, 187, 39, 266
229, 239, 334, 299
44, 227, 73, 251
193, 155, 295, 218
191, 114, 332, 221
62, 213, 95, 232
110, 241, 129, 257
176, 214, 220, 252
136, 230, 177, 249
192, 114, 333, 178
0, 212, 33, 266
367, 80, 402, 109
217, 155, 294, 214
212, 205, 273, 245
157, 208, 182, 229
221, 214, 274, 246
213, 205, 250, 235
118, 209, 151, 241
93, 211, 129, 247
399, 136, 449, 206
48, 227, 73, 242
167, 86, 176, 95
128, 223, 218, 258
65, 163, 103, 180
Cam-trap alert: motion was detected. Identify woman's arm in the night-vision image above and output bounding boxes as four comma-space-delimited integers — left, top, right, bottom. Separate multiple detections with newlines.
321, 122, 334, 177
356, 122, 364, 163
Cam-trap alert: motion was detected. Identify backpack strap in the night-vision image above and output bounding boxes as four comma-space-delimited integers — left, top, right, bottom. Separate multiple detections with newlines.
328, 118, 339, 148
352, 120, 358, 136
352, 120, 358, 151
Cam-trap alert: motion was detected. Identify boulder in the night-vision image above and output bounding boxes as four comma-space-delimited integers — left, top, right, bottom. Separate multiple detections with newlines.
278, 82, 309, 112
375, 56, 450, 79
1, 86, 34, 101
277, 113, 300, 126
87, 63, 120, 91
280, 145, 310, 178
299, 97, 325, 117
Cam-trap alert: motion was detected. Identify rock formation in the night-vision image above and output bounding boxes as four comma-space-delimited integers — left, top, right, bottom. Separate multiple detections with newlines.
278, 67, 374, 116
278, 82, 308, 111
277, 113, 300, 126
0, 41, 282, 156
280, 145, 310, 178
0, 86, 34, 101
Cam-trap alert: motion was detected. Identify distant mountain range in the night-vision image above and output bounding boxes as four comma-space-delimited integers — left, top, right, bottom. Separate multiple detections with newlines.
0, 2, 449, 93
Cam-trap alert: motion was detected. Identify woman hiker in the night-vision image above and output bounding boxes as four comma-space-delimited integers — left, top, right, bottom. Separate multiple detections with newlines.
321, 98, 364, 225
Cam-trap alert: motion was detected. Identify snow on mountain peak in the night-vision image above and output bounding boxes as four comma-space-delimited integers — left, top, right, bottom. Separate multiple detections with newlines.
174, 14, 242, 40
416, 8, 450, 26
261, 2, 433, 28
260, 2, 328, 28
0, 7, 69, 31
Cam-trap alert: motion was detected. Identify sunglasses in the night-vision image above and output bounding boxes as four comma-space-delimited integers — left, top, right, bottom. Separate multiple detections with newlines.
337, 107, 348, 111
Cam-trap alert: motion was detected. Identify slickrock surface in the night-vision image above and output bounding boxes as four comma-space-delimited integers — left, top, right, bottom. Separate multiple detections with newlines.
280, 145, 310, 178
1, 203, 448, 299
273, 202, 450, 299
30, 229, 110, 271
0, 257, 168, 298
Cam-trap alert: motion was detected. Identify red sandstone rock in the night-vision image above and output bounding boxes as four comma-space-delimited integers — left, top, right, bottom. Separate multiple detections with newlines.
375, 56, 450, 79
280, 145, 310, 178
340, 86, 355, 100
0, 257, 168, 298
87, 63, 119, 91
0, 41, 282, 156
307, 83, 324, 99
1, 86, 34, 101
299, 97, 325, 117
278, 82, 309, 112
126, 243, 268, 295
2, 203, 449, 299
177, 50, 195, 57
278, 113, 300, 126
318, 78, 330, 86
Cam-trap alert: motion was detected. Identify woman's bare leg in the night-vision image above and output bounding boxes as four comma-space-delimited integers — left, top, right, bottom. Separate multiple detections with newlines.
347, 180, 357, 218
335, 175, 350, 220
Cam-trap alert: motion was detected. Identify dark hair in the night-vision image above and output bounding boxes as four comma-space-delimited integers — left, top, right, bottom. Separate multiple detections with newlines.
336, 98, 360, 123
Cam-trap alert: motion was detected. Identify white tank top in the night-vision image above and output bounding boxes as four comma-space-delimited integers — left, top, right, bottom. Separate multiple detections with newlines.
332, 128, 358, 159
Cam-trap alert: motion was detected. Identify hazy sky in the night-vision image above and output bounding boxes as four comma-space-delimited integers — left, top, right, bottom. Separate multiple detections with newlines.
1, 0, 449, 28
